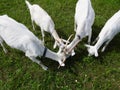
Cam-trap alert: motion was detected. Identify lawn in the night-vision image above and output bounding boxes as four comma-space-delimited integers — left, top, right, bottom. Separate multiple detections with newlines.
0, 0, 120, 90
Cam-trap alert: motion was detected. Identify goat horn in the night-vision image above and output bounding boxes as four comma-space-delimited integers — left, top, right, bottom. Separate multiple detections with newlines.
63, 34, 74, 54
58, 34, 74, 69
65, 34, 74, 46
58, 43, 78, 69
67, 39, 80, 53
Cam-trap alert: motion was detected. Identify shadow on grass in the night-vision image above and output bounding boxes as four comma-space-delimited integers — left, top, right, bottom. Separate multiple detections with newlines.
41, 45, 89, 76
42, 24, 120, 75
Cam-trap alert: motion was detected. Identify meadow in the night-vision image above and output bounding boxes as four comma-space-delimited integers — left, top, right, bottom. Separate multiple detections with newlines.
0, 0, 120, 90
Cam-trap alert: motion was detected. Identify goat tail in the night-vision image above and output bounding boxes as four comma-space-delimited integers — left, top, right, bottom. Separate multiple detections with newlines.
25, 0, 32, 9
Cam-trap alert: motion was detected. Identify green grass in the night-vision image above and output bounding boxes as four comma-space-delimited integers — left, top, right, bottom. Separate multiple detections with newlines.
0, 0, 120, 90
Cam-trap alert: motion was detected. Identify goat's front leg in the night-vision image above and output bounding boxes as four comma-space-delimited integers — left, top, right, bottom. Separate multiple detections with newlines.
101, 39, 111, 52
28, 56, 48, 70
41, 29, 45, 44
31, 19, 35, 31
0, 37, 7, 53
92, 37, 99, 45
88, 28, 92, 44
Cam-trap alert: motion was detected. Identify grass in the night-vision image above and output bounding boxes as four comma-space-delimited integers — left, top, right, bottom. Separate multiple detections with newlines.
0, 0, 120, 90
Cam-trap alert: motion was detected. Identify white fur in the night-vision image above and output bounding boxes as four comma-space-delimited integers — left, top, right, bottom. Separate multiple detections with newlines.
85, 10, 120, 57
0, 15, 66, 70
74, 0, 95, 43
65, 0, 95, 54
25, 0, 66, 50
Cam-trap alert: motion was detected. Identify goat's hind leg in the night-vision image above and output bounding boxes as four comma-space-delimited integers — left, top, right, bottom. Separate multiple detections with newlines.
28, 56, 48, 70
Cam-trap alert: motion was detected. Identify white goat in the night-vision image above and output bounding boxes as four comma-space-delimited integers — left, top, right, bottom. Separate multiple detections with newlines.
0, 15, 66, 70
25, 0, 66, 50
85, 10, 120, 57
64, 0, 95, 55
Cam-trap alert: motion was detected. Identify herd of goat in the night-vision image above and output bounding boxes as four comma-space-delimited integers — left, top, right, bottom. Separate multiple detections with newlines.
0, 0, 120, 70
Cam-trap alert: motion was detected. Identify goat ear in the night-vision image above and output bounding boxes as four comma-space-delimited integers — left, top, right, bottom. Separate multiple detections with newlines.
95, 50, 98, 57
84, 44, 91, 49
71, 50, 75, 56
